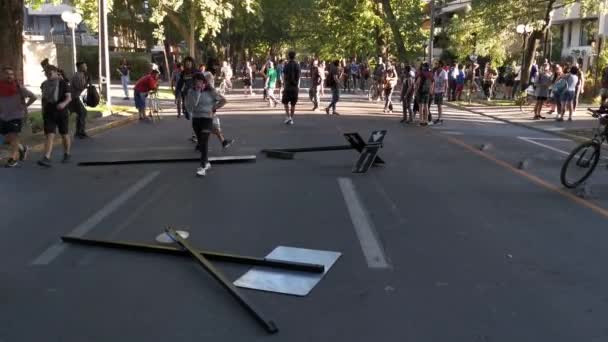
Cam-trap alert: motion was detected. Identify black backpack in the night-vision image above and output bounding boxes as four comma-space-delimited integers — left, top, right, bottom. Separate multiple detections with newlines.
85, 83, 100, 107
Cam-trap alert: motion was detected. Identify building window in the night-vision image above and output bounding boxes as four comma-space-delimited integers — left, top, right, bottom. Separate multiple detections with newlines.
580, 19, 598, 46
567, 22, 572, 47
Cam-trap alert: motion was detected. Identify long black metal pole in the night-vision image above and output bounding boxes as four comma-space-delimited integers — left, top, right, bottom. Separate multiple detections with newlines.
165, 227, 279, 334
262, 145, 354, 153
78, 155, 256, 167
61, 236, 324, 273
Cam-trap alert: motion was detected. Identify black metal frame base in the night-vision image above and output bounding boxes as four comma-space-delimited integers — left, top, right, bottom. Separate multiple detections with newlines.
262, 131, 387, 173
60, 229, 328, 334
78, 155, 256, 166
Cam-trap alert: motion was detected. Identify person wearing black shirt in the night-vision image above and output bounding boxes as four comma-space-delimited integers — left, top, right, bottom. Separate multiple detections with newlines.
281, 51, 301, 125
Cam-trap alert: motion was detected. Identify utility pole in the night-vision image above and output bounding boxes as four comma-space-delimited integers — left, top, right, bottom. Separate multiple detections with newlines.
98, 0, 112, 113
429, 0, 435, 65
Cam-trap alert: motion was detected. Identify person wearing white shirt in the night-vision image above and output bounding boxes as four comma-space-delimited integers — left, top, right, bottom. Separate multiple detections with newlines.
432, 61, 449, 124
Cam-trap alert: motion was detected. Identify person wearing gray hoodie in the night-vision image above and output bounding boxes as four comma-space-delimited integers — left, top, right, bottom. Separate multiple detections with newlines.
185, 72, 226, 177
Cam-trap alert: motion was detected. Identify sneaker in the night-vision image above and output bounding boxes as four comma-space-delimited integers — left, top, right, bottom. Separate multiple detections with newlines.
288, 119, 294, 125
62, 153, 71, 163
196, 167, 206, 177
567, 117, 573, 122
325, 107, 330, 115
433, 119, 443, 125
222, 139, 234, 149
123, 97, 129, 100
18, 145, 29, 161
190, 135, 198, 143
37, 157, 52, 168
284, 117, 292, 124
5, 159, 18, 168
332, 112, 340, 116
204, 162, 211, 171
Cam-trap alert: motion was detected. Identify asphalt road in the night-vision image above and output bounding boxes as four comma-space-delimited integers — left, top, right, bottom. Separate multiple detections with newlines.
2, 91, 608, 342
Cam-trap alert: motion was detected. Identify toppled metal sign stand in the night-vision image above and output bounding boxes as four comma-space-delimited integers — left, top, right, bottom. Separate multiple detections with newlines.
262, 130, 387, 173
77, 155, 256, 166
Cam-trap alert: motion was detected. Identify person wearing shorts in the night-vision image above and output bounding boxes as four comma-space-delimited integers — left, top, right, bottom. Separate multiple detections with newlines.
281, 51, 301, 125
0, 66, 37, 167
133, 70, 160, 120
533, 63, 552, 120
38, 65, 72, 167
415, 63, 433, 126
558, 66, 579, 122
432, 61, 448, 124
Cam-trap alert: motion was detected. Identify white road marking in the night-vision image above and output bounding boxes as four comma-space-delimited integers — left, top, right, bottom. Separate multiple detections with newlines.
337, 177, 390, 269
518, 136, 571, 142
30, 171, 161, 266
441, 131, 464, 135
517, 137, 570, 156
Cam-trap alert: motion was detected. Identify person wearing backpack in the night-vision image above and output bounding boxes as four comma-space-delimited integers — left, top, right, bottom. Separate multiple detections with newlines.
400, 65, 415, 123
70, 61, 89, 139
0, 66, 37, 167
38, 65, 73, 167
415, 62, 434, 126
281, 51, 301, 125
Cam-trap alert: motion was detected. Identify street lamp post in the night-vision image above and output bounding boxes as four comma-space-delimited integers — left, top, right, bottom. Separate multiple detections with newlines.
516, 24, 533, 71
61, 11, 83, 73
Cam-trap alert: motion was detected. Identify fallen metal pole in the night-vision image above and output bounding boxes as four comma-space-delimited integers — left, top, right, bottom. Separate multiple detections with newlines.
165, 227, 279, 334
61, 236, 324, 273
78, 155, 256, 166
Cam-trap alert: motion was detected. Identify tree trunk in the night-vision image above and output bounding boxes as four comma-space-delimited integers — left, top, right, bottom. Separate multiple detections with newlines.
0, 0, 24, 83
378, 0, 407, 62
521, 31, 541, 86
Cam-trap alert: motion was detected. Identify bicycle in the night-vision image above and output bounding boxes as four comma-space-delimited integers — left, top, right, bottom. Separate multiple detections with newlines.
147, 90, 162, 122
218, 78, 232, 95
368, 78, 383, 102
560, 108, 608, 188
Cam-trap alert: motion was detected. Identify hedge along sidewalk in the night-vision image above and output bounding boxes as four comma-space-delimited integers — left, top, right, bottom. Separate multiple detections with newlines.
0, 104, 139, 162
446, 101, 599, 142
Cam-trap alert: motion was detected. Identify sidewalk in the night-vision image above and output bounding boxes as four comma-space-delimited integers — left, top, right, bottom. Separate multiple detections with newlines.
447, 101, 599, 141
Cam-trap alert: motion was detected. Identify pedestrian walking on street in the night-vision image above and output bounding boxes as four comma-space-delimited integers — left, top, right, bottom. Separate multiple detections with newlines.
383, 61, 398, 113
38, 65, 72, 167
282, 51, 301, 125
325, 59, 341, 116
0, 66, 37, 167
319, 61, 327, 96
310, 59, 322, 111
573, 63, 584, 112
185, 72, 226, 177
243, 61, 254, 96
265, 61, 279, 107
400, 65, 415, 123
432, 61, 448, 124
171, 62, 184, 117
117, 58, 130, 100
70, 61, 89, 139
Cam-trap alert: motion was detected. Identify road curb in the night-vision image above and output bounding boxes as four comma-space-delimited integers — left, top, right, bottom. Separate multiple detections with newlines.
0, 113, 138, 162
446, 102, 591, 143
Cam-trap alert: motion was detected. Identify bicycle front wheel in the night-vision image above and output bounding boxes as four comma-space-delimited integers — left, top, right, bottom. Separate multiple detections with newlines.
560, 141, 601, 188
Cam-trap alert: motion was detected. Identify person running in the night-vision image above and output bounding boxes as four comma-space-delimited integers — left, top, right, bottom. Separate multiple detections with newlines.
243, 61, 254, 95
220, 61, 233, 93
265, 61, 279, 107
432, 61, 448, 124
38, 65, 72, 167
325, 59, 341, 116
185, 72, 227, 177
383, 61, 398, 113
116, 58, 130, 100
415, 62, 433, 127
281, 51, 301, 125
133, 69, 160, 121
557, 66, 579, 122
171, 62, 184, 117
0, 66, 37, 167
400, 65, 415, 123
175, 56, 197, 120
310, 59, 322, 111
70, 61, 89, 139
198, 71, 234, 150
533, 63, 552, 120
